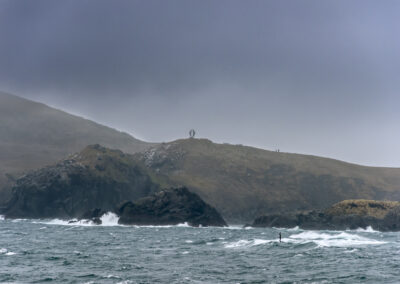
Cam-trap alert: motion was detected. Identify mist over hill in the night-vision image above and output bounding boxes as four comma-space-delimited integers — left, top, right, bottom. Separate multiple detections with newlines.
0, 92, 153, 202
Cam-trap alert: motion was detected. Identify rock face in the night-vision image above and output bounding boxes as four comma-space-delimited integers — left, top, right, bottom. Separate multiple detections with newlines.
252, 200, 400, 231
118, 187, 227, 227
3, 145, 159, 219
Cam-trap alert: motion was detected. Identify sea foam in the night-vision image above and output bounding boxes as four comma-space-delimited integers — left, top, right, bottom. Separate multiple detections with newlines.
224, 231, 386, 249
224, 239, 272, 248
35, 214, 195, 228
38, 212, 121, 227
0, 248, 16, 255
288, 231, 386, 247
352, 226, 379, 233
132, 222, 191, 228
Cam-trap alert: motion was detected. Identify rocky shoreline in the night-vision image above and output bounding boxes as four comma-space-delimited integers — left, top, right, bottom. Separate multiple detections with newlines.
251, 200, 400, 231
4, 187, 227, 227
1, 145, 227, 227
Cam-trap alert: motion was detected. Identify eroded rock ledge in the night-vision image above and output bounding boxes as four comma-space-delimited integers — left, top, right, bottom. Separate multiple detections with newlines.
251, 200, 400, 231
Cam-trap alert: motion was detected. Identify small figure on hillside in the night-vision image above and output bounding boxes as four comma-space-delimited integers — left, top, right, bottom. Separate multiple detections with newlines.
279, 232, 282, 243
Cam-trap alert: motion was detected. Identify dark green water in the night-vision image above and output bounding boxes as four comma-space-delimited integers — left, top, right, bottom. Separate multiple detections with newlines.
1, 214, 400, 283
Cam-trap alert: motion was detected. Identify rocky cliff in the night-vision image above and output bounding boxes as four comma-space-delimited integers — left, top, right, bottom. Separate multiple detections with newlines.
3, 145, 159, 219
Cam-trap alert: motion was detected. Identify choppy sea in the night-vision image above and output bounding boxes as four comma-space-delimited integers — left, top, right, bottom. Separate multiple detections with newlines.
1, 213, 400, 283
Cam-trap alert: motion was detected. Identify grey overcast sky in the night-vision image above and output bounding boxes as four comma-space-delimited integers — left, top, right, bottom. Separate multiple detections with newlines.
0, 0, 399, 167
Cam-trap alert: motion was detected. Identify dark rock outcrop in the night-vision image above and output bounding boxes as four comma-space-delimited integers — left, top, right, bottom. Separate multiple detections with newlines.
117, 187, 227, 227
252, 200, 400, 231
3, 145, 159, 219
381, 205, 400, 231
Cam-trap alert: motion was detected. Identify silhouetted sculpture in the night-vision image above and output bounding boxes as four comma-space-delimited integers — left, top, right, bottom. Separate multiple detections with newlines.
189, 129, 196, 138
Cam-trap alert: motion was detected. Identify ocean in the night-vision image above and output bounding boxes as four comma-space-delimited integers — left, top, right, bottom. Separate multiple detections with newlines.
1, 214, 399, 283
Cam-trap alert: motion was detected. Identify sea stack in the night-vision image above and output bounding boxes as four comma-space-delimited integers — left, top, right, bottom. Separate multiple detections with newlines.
117, 187, 227, 227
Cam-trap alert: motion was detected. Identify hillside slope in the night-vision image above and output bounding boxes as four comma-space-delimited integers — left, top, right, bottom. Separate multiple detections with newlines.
136, 139, 400, 222
0, 92, 153, 202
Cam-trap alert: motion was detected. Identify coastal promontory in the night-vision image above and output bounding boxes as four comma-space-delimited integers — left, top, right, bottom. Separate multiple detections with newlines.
251, 200, 400, 231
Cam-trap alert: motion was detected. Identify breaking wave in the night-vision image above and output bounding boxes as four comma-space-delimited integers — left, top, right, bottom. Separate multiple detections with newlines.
351, 226, 379, 233
0, 248, 16, 255
224, 230, 386, 249
224, 239, 272, 248
34, 215, 193, 228
132, 222, 191, 228
36, 212, 121, 226
288, 231, 386, 247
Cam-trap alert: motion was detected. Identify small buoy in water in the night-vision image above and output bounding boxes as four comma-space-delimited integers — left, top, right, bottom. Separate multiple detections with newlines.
279, 232, 282, 243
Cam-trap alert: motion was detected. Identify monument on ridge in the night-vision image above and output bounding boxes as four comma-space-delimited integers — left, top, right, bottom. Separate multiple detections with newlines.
189, 129, 196, 139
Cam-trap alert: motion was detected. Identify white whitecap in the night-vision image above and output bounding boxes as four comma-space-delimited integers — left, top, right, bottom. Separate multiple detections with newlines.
106, 274, 121, 279
287, 226, 300, 231
99, 212, 120, 226
36, 212, 121, 227
351, 226, 379, 233
345, 249, 358, 253
116, 280, 134, 284
288, 231, 386, 247
225, 225, 244, 230
0, 248, 16, 256
224, 230, 386, 249
224, 239, 272, 248
0, 215, 4, 220
134, 222, 191, 228
12, 218, 27, 222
